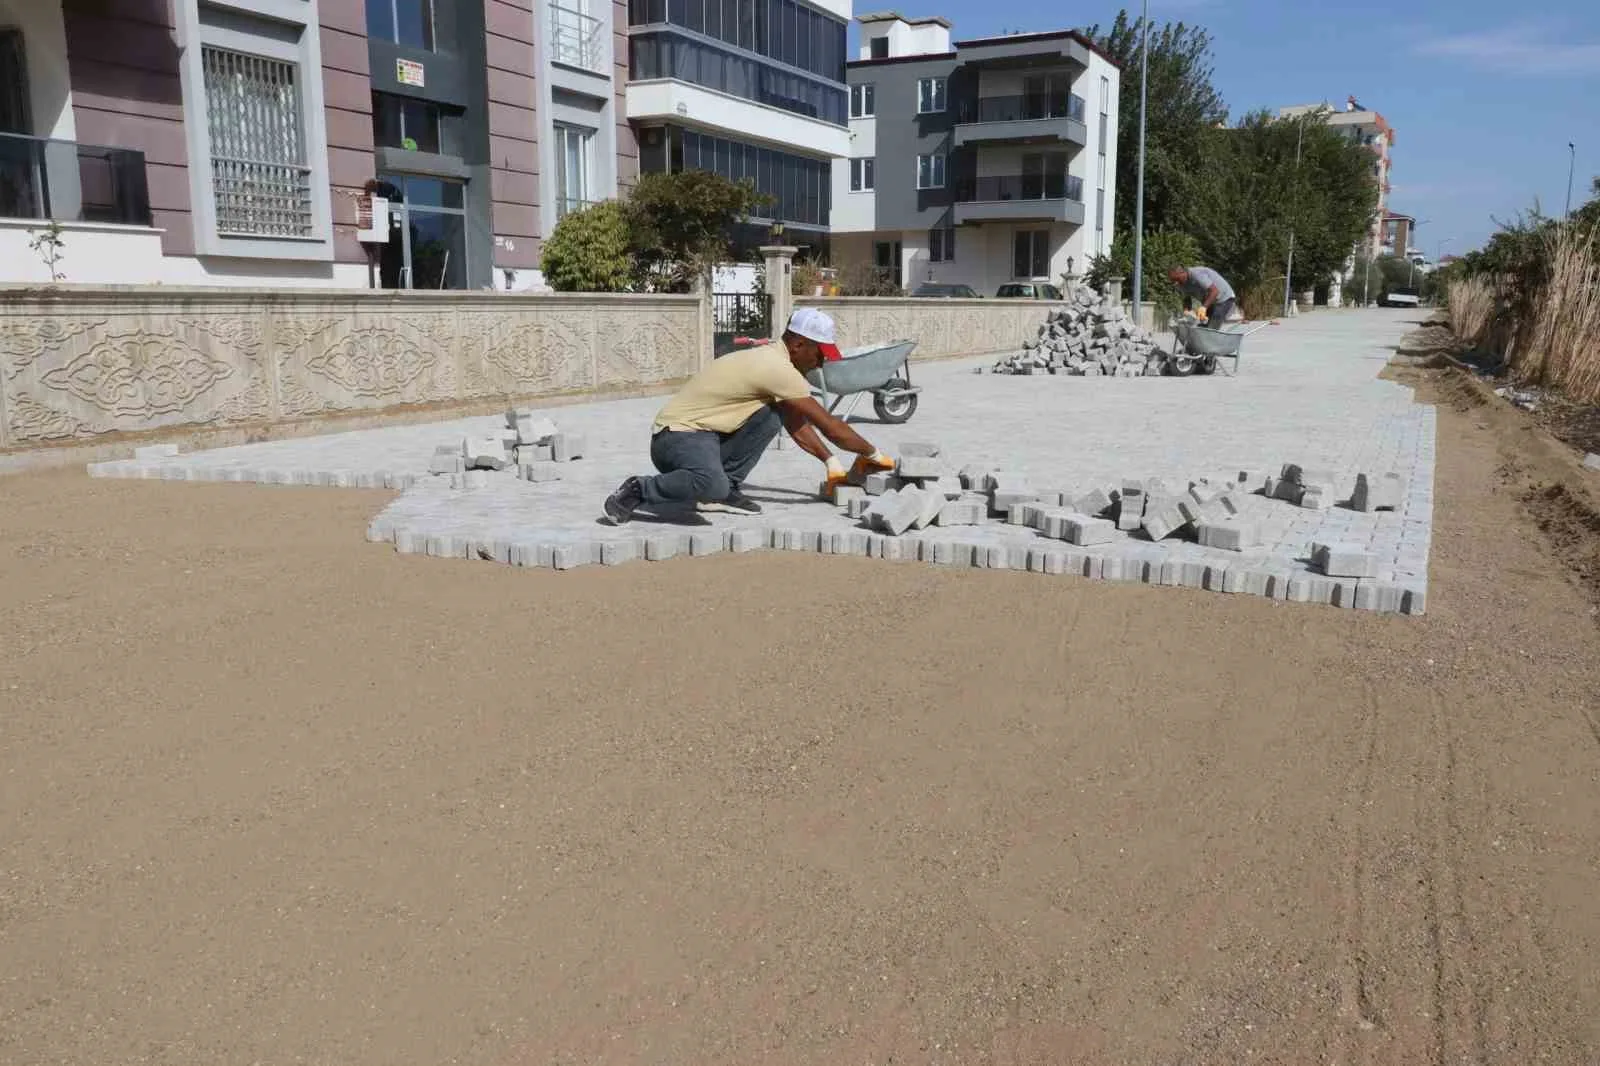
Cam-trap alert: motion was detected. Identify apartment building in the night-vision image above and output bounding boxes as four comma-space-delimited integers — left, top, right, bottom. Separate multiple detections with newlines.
0, 0, 850, 287
830, 13, 1119, 295
624, 0, 852, 257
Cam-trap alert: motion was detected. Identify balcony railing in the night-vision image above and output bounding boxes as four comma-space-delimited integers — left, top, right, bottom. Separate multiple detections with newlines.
955, 173, 1084, 203
549, 3, 606, 73
0, 132, 152, 226
957, 93, 1086, 125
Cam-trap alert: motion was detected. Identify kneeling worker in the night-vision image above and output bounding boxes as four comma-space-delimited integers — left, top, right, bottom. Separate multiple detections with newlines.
602, 308, 895, 524
1167, 264, 1237, 326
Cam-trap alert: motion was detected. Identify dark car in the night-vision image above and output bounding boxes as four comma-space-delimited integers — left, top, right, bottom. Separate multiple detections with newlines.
912, 283, 980, 298
995, 282, 1064, 300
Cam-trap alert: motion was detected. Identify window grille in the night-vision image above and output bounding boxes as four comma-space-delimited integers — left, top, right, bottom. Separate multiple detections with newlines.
202, 46, 313, 237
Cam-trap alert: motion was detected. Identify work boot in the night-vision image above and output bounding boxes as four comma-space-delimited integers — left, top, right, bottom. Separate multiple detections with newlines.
603, 476, 644, 524
700, 488, 761, 515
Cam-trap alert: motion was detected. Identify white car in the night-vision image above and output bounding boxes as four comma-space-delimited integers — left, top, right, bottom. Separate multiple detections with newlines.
1380, 287, 1420, 308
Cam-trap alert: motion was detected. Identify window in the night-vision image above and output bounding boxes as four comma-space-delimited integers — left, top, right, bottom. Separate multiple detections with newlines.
849, 157, 874, 192
630, 0, 846, 85
1013, 230, 1049, 278
629, 32, 848, 126
1096, 189, 1104, 233
656, 127, 830, 228
916, 153, 945, 190
869, 36, 888, 59
366, 0, 434, 50
553, 123, 594, 217
371, 92, 446, 154
917, 77, 946, 114
850, 83, 875, 118
1099, 75, 1109, 114
874, 239, 902, 287
929, 227, 954, 262
202, 46, 312, 237
1097, 153, 1106, 188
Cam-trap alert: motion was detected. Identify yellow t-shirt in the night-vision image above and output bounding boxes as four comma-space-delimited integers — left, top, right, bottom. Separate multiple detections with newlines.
652, 343, 813, 433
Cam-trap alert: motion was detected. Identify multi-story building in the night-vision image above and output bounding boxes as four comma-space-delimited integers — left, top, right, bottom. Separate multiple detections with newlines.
0, 0, 850, 288
830, 12, 1119, 295
1278, 96, 1395, 261
623, 0, 852, 257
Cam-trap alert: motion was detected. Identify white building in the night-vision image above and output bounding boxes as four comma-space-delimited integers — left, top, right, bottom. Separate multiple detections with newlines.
830, 12, 1119, 295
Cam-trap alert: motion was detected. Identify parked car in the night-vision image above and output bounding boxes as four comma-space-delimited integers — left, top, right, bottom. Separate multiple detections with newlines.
912, 283, 980, 298
995, 282, 1064, 300
1380, 287, 1420, 308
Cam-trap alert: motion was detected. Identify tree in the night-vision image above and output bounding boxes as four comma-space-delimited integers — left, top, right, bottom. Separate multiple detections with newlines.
1174, 109, 1377, 310
540, 200, 633, 292
1086, 11, 1228, 239
1086, 227, 1200, 318
625, 170, 770, 292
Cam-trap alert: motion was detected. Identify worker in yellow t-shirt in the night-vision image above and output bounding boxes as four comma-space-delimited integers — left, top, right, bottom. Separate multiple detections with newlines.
602, 308, 894, 524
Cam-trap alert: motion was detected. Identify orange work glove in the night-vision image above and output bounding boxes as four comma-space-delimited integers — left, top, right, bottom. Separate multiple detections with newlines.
819, 456, 850, 499
848, 450, 896, 483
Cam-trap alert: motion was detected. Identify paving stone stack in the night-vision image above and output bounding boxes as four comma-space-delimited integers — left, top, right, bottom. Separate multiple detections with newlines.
426, 407, 588, 486
988, 281, 1164, 378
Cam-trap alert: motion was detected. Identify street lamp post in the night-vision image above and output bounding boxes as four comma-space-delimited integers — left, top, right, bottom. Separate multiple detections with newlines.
1567, 142, 1577, 219
1130, 0, 1150, 324
1283, 115, 1305, 318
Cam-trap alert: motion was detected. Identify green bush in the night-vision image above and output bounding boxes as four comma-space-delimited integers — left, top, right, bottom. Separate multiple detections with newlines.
539, 200, 634, 293
1086, 227, 1201, 318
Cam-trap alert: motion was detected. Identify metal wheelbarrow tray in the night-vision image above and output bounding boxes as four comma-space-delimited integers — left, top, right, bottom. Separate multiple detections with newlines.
1168, 319, 1272, 376
804, 339, 921, 423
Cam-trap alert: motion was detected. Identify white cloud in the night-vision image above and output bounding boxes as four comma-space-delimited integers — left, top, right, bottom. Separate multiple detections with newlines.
1414, 23, 1600, 75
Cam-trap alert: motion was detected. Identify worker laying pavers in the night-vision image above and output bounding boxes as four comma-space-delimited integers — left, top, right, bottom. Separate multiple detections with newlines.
602, 308, 896, 524
1168, 264, 1238, 325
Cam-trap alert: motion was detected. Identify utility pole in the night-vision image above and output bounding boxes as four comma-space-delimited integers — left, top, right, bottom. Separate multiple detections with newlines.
1130, 0, 1150, 324
1567, 142, 1577, 218
1283, 115, 1305, 318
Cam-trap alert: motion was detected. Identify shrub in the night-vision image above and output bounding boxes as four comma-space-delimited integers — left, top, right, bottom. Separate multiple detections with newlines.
540, 201, 633, 292
1512, 225, 1600, 403
1086, 227, 1201, 319
1445, 277, 1496, 350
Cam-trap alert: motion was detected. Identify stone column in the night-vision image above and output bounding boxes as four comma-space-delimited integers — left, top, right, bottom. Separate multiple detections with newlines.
1104, 275, 1125, 306
760, 245, 798, 338
692, 273, 715, 370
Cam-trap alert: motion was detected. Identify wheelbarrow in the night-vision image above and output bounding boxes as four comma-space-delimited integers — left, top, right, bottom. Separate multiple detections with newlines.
804, 339, 921, 423
1166, 318, 1272, 376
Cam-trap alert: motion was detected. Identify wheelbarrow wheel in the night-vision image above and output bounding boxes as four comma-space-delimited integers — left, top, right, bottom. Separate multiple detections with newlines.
1196, 355, 1218, 375
873, 379, 918, 423
1166, 352, 1198, 376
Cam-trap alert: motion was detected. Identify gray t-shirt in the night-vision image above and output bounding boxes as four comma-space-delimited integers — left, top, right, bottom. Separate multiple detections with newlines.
1179, 266, 1235, 304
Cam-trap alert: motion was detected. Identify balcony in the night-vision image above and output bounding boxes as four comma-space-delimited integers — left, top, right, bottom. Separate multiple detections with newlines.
549, 3, 606, 74
954, 93, 1088, 147
0, 133, 152, 226
954, 173, 1084, 225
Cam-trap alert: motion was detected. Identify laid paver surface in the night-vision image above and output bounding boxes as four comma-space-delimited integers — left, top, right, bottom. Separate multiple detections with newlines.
91, 310, 1433, 609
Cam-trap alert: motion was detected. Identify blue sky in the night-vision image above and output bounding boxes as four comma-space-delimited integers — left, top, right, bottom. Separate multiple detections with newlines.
858, 0, 1600, 255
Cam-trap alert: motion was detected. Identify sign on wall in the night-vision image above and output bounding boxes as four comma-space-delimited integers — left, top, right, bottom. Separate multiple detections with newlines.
396, 58, 425, 87
356, 195, 389, 243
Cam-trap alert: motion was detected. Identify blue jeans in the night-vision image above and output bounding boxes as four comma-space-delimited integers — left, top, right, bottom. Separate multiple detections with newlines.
638, 405, 782, 507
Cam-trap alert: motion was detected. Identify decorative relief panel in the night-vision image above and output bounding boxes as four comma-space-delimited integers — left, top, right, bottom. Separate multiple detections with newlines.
272, 308, 458, 418
593, 308, 698, 386
457, 309, 596, 399
0, 303, 270, 445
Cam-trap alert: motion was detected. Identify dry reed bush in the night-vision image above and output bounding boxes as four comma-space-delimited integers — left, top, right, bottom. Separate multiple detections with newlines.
1513, 226, 1600, 404
1446, 277, 1496, 348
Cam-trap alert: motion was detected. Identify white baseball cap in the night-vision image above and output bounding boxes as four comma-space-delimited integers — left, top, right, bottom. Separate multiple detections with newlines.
786, 307, 842, 361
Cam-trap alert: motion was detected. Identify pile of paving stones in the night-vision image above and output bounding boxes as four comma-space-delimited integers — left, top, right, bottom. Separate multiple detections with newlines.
428, 407, 586, 489
987, 280, 1164, 377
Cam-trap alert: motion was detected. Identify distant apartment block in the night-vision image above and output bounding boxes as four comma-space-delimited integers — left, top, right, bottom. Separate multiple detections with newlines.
830, 12, 1119, 295
1279, 95, 1395, 261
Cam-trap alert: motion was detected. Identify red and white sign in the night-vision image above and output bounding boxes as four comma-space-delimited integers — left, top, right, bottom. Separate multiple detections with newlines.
356, 195, 389, 243
396, 58, 425, 87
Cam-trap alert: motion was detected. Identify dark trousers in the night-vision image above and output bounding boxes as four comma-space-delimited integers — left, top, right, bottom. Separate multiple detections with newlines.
639, 405, 782, 507
1207, 297, 1237, 325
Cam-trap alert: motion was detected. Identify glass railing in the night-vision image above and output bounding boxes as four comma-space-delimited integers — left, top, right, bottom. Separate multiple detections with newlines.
550, 3, 606, 72
957, 93, 1086, 125
0, 132, 152, 225
555, 196, 598, 219
955, 173, 1084, 203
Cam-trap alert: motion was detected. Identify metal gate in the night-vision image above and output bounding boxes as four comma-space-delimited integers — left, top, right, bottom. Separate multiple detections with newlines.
711, 292, 773, 357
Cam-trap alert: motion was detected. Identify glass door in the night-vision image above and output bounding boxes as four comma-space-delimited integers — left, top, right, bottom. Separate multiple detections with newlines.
377, 173, 468, 290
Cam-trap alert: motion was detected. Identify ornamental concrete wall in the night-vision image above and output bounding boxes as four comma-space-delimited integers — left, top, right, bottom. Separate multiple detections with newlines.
0, 286, 1053, 469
